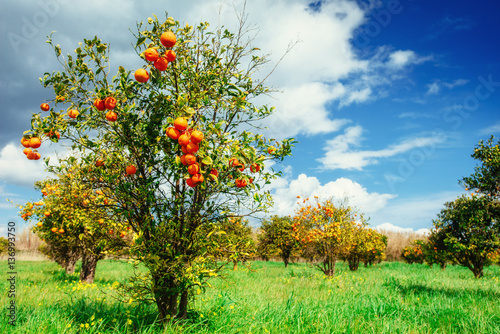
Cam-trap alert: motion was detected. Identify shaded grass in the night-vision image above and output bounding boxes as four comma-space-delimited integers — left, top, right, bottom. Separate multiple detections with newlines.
1, 260, 499, 333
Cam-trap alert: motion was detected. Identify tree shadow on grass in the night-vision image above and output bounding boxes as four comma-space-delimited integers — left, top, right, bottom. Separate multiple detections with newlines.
383, 276, 500, 300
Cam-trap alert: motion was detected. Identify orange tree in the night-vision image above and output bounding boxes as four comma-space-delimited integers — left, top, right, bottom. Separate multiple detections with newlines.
206, 217, 255, 270
433, 194, 499, 278
401, 240, 425, 264
421, 228, 454, 270
361, 229, 387, 267
341, 227, 387, 271
22, 15, 294, 321
291, 197, 365, 276
19, 162, 129, 282
258, 215, 300, 267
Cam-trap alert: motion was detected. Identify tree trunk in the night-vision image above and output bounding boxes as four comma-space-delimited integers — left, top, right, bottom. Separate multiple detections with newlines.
348, 258, 359, 271
283, 257, 289, 268
80, 251, 99, 283
472, 265, 483, 278
178, 290, 189, 319
65, 257, 77, 275
232, 260, 238, 271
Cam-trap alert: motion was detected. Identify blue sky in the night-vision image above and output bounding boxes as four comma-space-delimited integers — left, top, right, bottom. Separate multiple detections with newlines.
1, 0, 499, 236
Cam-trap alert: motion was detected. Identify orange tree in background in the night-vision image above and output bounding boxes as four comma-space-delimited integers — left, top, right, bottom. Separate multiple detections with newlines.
291, 197, 366, 276
401, 240, 425, 265
257, 215, 300, 267
19, 162, 129, 282
341, 227, 387, 271
22, 14, 294, 321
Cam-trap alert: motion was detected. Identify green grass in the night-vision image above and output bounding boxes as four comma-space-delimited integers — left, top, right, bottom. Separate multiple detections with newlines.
1, 259, 500, 333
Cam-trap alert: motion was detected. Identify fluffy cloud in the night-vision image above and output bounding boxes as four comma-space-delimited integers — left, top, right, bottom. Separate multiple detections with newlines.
318, 126, 447, 170
0, 143, 48, 187
269, 172, 396, 218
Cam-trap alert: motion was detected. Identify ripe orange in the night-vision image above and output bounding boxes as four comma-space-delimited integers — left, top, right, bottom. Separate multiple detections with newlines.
186, 178, 196, 188
21, 137, 31, 148
188, 163, 200, 175
23, 148, 32, 155
94, 98, 106, 111
44, 211, 50, 217
144, 48, 159, 62
37, 222, 43, 227
180, 154, 188, 165
40, 103, 50, 111
186, 142, 199, 153
34, 152, 41, 160
160, 31, 176, 48
104, 97, 117, 110
250, 163, 260, 173
165, 50, 176, 62
134, 68, 149, 83
105, 111, 118, 122
210, 169, 218, 178
181, 145, 188, 154
268, 146, 276, 154
190, 130, 204, 144
58, 228, 65, 234
166, 127, 180, 140
178, 133, 190, 146
68, 109, 79, 118
174, 117, 188, 131
56, 95, 65, 102
184, 154, 197, 165
51, 227, 58, 233
30, 137, 41, 149
98, 219, 104, 224
229, 157, 239, 168
191, 173, 204, 184
126, 165, 137, 175
95, 159, 104, 167
238, 164, 245, 172
235, 178, 247, 188
154, 57, 169, 71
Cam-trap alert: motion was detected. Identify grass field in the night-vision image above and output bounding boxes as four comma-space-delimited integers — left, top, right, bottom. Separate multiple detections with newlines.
1, 259, 500, 333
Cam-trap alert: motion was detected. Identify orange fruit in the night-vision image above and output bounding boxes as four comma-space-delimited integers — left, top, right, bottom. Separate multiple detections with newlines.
105, 111, 118, 122
144, 48, 159, 62
34, 152, 41, 160
166, 127, 180, 140
268, 146, 276, 154
250, 163, 261, 173
190, 130, 204, 144
178, 133, 190, 146
210, 169, 218, 178
95, 159, 104, 167
23, 148, 32, 155
238, 164, 245, 172
104, 97, 117, 110
21, 137, 31, 148
191, 173, 204, 184
30, 137, 42, 149
37, 222, 43, 227
160, 31, 176, 47
98, 219, 104, 224
40, 103, 50, 111
134, 68, 149, 82
229, 157, 239, 168
68, 109, 79, 118
51, 227, 58, 233
58, 228, 65, 234
44, 211, 50, 217
56, 95, 65, 102
181, 145, 188, 154
126, 165, 137, 175
154, 57, 169, 71
174, 117, 188, 131
186, 178, 196, 188
94, 98, 106, 111
180, 154, 188, 165
184, 154, 197, 165
235, 179, 247, 188
165, 50, 176, 62
188, 163, 200, 175
186, 142, 199, 154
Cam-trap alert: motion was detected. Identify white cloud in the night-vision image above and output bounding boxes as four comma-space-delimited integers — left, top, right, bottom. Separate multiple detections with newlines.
269, 172, 396, 218
442, 78, 468, 89
0, 143, 48, 187
374, 222, 430, 235
479, 121, 500, 135
426, 82, 440, 95
318, 126, 447, 170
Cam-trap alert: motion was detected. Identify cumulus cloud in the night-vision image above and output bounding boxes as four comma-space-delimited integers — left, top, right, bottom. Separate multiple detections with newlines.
479, 121, 500, 135
318, 126, 447, 170
374, 223, 430, 235
0, 143, 48, 187
269, 172, 396, 218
